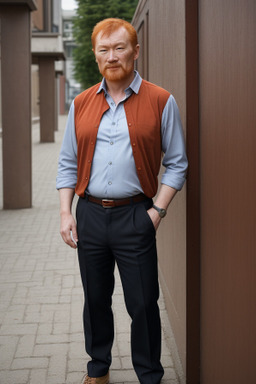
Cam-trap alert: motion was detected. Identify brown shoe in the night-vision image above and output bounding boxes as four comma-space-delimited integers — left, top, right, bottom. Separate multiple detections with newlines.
81, 372, 109, 384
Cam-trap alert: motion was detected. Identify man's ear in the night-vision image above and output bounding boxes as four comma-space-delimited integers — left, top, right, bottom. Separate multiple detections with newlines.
134, 44, 140, 61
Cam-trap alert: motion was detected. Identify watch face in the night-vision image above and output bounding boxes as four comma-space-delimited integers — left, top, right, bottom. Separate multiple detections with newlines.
159, 209, 166, 218
153, 204, 166, 218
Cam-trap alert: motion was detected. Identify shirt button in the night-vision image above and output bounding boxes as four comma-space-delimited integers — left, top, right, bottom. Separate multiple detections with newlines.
110, 141, 114, 145
108, 161, 112, 165
108, 181, 112, 185
112, 122, 116, 125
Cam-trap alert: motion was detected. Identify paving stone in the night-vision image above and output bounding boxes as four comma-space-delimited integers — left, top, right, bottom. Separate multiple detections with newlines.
46, 375, 66, 384
48, 354, 67, 377
110, 370, 138, 382
0, 369, 30, 384
36, 334, 69, 344
16, 335, 36, 358
38, 323, 53, 336
66, 371, 85, 384
67, 358, 87, 373
161, 353, 174, 368
70, 321, 83, 334
118, 339, 131, 357
111, 357, 122, 370
30, 369, 48, 384
69, 342, 86, 359
33, 343, 68, 357
12, 357, 48, 369
121, 357, 133, 370
2, 306, 25, 324
53, 322, 70, 335
0, 323, 38, 336
0, 336, 19, 369
163, 367, 178, 380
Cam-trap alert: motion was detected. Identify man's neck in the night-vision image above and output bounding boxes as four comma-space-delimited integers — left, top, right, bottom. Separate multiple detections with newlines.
105, 72, 135, 104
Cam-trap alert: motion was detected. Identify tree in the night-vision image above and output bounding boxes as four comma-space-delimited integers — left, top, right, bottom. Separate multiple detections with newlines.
73, 0, 139, 89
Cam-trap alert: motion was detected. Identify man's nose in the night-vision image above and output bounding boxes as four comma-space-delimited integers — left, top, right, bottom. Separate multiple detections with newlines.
107, 49, 118, 61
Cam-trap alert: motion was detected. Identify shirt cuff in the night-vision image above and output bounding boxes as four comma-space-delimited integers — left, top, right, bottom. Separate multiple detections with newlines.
56, 176, 77, 190
161, 173, 186, 191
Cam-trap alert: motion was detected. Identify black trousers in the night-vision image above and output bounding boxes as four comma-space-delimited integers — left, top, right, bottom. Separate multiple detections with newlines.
76, 196, 164, 384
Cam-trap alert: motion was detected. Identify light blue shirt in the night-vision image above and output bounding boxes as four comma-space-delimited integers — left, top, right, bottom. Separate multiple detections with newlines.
56, 71, 188, 198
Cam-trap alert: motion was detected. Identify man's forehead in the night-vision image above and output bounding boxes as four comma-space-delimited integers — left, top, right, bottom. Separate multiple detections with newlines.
96, 27, 129, 45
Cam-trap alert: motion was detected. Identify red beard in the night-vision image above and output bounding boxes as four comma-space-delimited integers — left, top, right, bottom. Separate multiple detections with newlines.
101, 64, 133, 82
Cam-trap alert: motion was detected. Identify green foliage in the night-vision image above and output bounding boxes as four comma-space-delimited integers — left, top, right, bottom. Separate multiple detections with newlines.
73, 0, 139, 89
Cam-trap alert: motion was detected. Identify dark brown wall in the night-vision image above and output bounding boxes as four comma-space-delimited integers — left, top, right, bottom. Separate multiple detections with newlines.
199, 1, 256, 382
38, 57, 56, 142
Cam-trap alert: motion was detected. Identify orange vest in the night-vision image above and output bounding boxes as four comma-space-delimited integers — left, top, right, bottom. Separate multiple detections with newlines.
74, 79, 170, 198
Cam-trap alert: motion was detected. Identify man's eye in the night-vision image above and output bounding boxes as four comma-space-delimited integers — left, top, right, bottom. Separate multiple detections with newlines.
116, 47, 124, 50
99, 49, 107, 53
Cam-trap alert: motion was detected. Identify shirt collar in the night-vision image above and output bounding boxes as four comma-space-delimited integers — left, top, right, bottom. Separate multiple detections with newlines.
96, 70, 142, 95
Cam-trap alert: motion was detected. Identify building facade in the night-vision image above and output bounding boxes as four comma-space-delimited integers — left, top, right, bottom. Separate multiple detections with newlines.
62, 9, 81, 110
31, 0, 65, 140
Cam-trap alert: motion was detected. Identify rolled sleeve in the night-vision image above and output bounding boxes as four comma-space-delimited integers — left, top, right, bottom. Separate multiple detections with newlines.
56, 101, 78, 190
161, 95, 188, 190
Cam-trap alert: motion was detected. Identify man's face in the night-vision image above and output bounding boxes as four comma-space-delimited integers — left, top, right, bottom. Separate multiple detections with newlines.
94, 27, 139, 82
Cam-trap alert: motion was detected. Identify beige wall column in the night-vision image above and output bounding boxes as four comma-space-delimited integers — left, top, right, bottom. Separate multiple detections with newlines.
38, 56, 56, 142
0, 1, 36, 209
59, 75, 66, 115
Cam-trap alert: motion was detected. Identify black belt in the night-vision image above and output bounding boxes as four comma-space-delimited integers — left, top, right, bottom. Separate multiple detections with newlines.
87, 193, 147, 208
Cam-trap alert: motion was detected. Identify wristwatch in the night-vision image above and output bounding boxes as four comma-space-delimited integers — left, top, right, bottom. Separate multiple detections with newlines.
152, 204, 167, 218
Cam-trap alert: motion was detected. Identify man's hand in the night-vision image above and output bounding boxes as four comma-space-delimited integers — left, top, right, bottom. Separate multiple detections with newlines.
58, 188, 77, 249
146, 184, 178, 231
147, 207, 162, 231
60, 212, 78, 249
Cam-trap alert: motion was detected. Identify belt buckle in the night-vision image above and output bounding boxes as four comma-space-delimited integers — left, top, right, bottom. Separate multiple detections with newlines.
102, 199, 115, 208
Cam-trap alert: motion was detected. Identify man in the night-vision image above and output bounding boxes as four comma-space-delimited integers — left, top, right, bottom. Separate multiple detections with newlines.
57, 18, 187, 384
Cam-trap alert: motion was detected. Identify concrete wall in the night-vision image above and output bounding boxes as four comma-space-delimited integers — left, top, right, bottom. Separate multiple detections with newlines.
31, 65, 40, 119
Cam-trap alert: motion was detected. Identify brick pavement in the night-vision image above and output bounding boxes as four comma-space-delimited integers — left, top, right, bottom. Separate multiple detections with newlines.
0, 116, 182, 384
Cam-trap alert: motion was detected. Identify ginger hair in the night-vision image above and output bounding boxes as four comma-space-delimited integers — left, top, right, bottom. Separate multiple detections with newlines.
91, 18, 138, 49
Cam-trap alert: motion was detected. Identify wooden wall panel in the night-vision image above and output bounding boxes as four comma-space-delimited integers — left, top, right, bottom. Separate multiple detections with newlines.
199, 1, 256, 382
